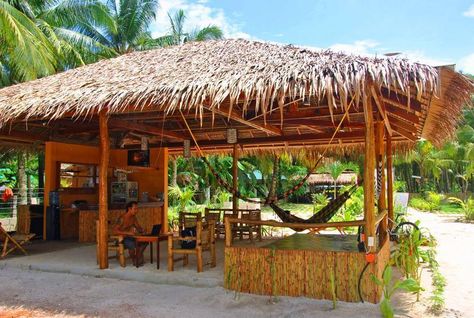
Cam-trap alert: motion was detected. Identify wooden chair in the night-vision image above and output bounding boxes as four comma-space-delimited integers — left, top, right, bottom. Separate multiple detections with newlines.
178, 211, 202, 230
167, 219, 216, 272
0, 222, 35, 258
96, 220, 126, 267
204, 208, 223, 238
237, 210, 262, 242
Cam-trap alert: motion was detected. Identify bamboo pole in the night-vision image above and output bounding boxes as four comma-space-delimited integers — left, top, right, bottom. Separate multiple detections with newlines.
363, 91, 376, 252
98, 110, 109, 269
224, 217, 365, 229
386, 133, 394, 230
375, 121, 387, 244
232, 144, 239, 215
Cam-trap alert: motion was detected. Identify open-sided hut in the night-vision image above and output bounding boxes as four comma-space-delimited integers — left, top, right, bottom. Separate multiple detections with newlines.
0, 39, 472, 302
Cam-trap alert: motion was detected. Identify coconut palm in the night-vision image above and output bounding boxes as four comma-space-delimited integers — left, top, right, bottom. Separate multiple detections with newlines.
321, 161, 359, 198
77, 0, 160, 55
155, 9, 223, 47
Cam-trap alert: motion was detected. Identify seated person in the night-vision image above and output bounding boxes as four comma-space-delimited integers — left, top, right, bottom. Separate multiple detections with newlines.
113, 201, 148, 267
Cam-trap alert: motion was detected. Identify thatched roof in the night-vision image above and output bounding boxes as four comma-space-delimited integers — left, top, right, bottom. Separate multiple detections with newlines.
0, 39, 472, 155
307, 172, 358, 185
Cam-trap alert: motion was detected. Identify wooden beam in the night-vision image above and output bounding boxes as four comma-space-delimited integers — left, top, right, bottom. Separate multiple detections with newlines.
386, 133, 394, 230
206, 105, 282, 136
98, 110, 109, 269
232, 144, 239, 216
380, 87, 422, 112
371, 87, 393, 136
109, 118, 187, 140
386, 114, 418, 134
385, 104, 420, 124
390, 123, 417, 141
363, 93, 376, 252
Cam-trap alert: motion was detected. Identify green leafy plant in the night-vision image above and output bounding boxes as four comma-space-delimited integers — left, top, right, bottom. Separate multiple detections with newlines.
312, 192, 329, 214
409, 197, 431, 211
448, 197, 474, 221
372, 266, 423, 318
391, 224, 425, 300
426, 192, 443, 212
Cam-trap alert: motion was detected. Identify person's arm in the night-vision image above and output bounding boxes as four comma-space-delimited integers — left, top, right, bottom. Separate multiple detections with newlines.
133, 216, 145, 234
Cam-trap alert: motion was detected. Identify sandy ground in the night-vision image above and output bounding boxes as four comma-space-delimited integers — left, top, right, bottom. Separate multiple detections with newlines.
0, 208, 473, 317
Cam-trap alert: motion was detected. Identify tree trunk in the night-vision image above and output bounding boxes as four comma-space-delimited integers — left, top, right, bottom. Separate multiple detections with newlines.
17, 152, 27, 205
171, 159, 177, 187
268, 155, 280, 201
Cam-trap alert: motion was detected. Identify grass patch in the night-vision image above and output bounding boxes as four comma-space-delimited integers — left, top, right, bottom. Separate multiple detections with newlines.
438, 203, 463, 214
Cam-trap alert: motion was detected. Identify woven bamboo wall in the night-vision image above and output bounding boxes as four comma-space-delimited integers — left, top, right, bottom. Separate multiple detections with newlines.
78, 205, 162, 242
224, 238, 390, 303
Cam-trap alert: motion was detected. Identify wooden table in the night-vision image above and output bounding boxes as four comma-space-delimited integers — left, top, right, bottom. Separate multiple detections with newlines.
134, 233, 172, 269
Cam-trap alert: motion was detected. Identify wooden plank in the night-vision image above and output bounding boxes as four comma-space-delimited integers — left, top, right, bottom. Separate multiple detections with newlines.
109, 118, 187, 140
391, 123, 417, 141
364, 92, 376, 253
98, 110, 109, 269
385, 104, 419, 124
206, 104, 282, 136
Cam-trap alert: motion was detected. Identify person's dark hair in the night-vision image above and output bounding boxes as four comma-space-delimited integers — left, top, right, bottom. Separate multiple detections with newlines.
126, 201, 138, 212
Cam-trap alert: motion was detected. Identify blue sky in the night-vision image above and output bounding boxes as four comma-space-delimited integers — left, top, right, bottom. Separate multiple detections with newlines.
151, 0, 474, 74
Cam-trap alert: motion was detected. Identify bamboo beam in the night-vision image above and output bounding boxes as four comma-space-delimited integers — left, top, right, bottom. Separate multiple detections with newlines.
225, 218, 366, 229
98, 110, 109, 269
375, 121, 388, 244
364, 90, 376, 252
109, 118, 187, 140
386, 133, 394, 230
232, 144, 239, 215
371, 87, 393, 136
207, 105, 282, 136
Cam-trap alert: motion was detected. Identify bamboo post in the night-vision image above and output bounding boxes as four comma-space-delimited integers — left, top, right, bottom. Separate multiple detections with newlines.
98, 110, 109, 269
232, 144, 239, 215
386, 133, 394, 230
225, 217, 232, 247
363, 92, 376, 252
375, 122, 387, 244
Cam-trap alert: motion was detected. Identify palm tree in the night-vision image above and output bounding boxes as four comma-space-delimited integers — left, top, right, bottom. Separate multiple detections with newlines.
0, 0, 56, 84
322, 161, 359, 198
156, 9, 223, 46
77, 0, 160, 55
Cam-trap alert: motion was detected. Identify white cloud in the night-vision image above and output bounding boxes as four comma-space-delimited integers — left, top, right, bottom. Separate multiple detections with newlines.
151, 0, 253, 39
463, 4, 474, 17
458, 53, 474, 74
329, 40, 380, 56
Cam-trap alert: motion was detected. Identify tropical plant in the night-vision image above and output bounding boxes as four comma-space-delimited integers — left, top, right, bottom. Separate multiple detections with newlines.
372, 265, 423, 318
319, 160, 359, 198
311, 192, 329, 214
448, 197, 474, 221
409, 197, 430, 211
155, 9, 223, 46
425, 191, 443, 212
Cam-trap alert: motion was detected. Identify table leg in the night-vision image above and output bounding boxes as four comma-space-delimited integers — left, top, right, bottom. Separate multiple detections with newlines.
156, 239, 160, 269
150, 242, 153, 264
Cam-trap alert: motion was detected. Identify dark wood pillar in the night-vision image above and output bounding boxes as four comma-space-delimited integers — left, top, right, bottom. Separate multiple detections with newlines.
98, 110, 109, 269
386, 132, 394, 230
363, 94, 376, 252
232, 144, 239, 215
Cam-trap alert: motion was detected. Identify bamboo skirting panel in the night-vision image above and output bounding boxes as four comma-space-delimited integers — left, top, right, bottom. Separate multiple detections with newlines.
224, 238, 390, 303
78, 206, 162, 242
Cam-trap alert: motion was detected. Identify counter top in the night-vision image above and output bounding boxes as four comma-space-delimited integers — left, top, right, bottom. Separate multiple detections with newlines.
79, 201, 164, 212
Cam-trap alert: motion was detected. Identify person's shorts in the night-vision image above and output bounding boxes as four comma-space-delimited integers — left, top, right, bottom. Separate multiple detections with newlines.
123, 236, 136, 250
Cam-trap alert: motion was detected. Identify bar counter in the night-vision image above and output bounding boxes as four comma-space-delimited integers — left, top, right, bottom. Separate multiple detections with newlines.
78, 202, 164, 242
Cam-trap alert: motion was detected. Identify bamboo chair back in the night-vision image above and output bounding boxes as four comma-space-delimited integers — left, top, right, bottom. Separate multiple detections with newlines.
96, 220, 126, 267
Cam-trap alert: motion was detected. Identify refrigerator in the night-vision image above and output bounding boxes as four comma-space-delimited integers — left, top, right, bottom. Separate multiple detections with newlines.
110, 181, 138, 204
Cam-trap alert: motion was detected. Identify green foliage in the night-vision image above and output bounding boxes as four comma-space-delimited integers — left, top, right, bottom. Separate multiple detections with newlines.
311, 192, 329, 214
394, 180, 407, 192
448, 197, 474, 220
409, 197, 431, 211
371, 265, 423, 318
425, 192, 443, 212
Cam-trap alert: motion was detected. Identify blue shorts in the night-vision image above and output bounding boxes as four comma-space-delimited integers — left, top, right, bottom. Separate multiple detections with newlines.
123, 237, 136, 250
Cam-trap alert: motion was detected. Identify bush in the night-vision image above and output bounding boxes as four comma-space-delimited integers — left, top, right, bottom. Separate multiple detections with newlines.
425, 192, 443, 212
409, 197, 430, 211
448, 197, 474, 221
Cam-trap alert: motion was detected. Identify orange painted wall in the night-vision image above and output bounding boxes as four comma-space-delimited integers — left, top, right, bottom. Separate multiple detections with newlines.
44, 142, 168, 237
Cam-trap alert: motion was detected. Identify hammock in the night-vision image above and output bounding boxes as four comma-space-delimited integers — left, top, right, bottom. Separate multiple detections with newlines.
268, 182, 359, 227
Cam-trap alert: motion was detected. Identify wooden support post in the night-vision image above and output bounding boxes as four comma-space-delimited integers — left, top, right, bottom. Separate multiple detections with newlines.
375, 121, 387, 244
225, 217, 232, 247
363, 93, 376, 252
98, 110, 109, 269
232, 144, 239, 215
386, 133, 394, 230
